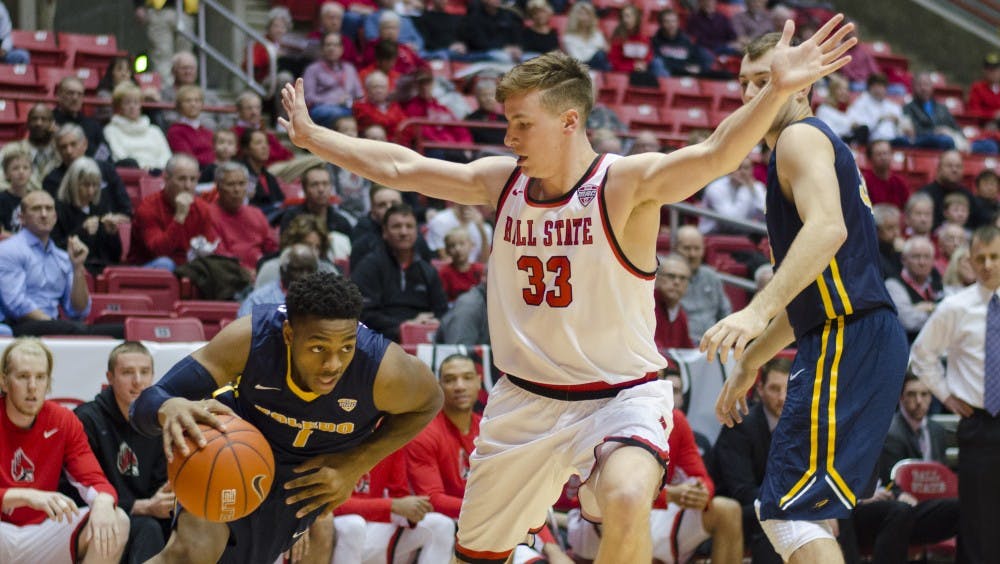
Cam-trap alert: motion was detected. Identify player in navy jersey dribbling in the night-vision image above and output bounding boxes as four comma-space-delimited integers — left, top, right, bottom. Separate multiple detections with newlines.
703, 32, 909, 564
130, 273, 442, 564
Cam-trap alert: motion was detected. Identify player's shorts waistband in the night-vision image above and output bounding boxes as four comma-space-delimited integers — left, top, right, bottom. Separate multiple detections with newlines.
504, 372, 658, 401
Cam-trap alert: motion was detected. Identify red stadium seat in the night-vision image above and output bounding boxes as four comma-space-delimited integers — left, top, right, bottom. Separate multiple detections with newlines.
701, 79, 744, 113
58, 32, 124, 72
125, 317, 206, 342
663, 76, 710, 109
135, 71, 163, 91
10, 30, 65, 66
664, 107, 710, 135
0, 99, 21, 141
37, 65, 99, 95
102, 267, 180, 311
139, 175, 166, 200
174, 300, 240, 339
87, 293, 158, 323
596, 72, 628, 105
890, 459, 958, 558
399, 320, 440, 345
613, 103, 662, 130
703, 234, 758, 265
0, 63, 40, 95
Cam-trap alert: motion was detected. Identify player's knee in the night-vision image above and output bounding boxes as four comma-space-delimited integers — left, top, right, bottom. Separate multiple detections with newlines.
421, 512, 457, 538
599, 479, 655, 523
756, 514, 835, 563
708, 496, 743, 534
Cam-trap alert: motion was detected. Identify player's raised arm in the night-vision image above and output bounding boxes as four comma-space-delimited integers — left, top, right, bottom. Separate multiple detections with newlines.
284, 343, 442, 517
701, 124, 847, 363
130, 316, 253, 460
615, 15, 856, 206
278, 79, 512, 207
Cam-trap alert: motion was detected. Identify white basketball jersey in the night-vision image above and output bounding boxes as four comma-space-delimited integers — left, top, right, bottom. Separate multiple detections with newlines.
488, 154, 667, 388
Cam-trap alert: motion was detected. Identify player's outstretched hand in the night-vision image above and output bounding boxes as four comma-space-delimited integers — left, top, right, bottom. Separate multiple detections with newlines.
286, 452, 362, 518
158, 397, 234, 463
714, 362, 755, 428
768, 13, 857, 97
277, 79, 316, 150
700, 307, 767, 364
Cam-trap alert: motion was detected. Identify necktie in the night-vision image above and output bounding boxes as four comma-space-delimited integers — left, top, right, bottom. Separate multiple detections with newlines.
984, 294, 1000, 417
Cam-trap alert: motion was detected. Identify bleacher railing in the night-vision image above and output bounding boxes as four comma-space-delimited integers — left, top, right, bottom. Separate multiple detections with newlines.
175, 0, 276, 97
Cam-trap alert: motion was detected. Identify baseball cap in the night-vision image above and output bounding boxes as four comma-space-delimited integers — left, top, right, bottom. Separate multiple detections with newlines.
984, 52, 1000, 68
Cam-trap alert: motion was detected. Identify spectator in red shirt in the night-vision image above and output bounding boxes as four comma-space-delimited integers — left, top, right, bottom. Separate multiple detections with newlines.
0, 338, 130, 564
686, 0, 740, 56
209, 162, 279, 274
861, 140, 909, 211
232, 92, 295, 167
967, 53, 1000, 122
166, 85, 215, 168
399, 70, 473, 161
406, 354, 482, 519
608, 6, 653, 74
332, 450, 455, 563
360, 12, 427, 75
437, 227, 485, 302
129, 153, 218, 269
353, 70, 408, 142
654, 253, 695, 349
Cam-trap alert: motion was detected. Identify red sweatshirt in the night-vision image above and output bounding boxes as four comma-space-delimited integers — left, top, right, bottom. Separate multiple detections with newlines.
334, 449, 410, 523
0, 401, 117, 525
405, 410, 480, 518
654, 409, 714, 510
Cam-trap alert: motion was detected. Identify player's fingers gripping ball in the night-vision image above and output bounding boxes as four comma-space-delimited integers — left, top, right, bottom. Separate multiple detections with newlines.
167, 413, 275, 522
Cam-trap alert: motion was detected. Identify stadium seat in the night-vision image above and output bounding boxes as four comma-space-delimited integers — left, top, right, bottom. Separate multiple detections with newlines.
664, 107, 710, 135
623, 81, 668, 107
0, 63, 40, 95
173, 300, 240, 339
596, 72, 628, 105
86, 293, 158, 323
125, 317, 206, 342
102, 267, 180, 312
399, 320, 440, 345
10, 30, 64, 66
37, 65, 99, 95
723, 284, 749, 311
0, 99, 21, 141
890, 459, 958, 558
663, 76, 710, 109
139, 175, 166, 201
135, 72, 163, 91
700, 79, 744, 113
703, 234, 758, 265
614, 103, 667, 134
58, 32, 123, 72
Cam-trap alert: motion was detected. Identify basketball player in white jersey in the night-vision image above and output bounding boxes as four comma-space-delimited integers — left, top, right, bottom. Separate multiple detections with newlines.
278, 16, 855, 563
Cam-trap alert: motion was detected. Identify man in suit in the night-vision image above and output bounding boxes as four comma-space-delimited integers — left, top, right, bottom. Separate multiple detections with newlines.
848, 373, 960, 563
711, 356, 789, 564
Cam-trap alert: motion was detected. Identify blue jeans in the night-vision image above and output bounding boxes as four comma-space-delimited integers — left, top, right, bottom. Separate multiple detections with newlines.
144, 257, 176, 272
309, 104, 353, 127
2, 49, 30, 65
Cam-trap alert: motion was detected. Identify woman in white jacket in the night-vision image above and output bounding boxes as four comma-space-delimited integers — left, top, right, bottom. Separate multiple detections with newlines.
102, 82, 172, 171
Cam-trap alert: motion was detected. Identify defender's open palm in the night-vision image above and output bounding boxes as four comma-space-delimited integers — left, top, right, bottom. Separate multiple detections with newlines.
278, 79, 315, 149
768, 14, 856, 96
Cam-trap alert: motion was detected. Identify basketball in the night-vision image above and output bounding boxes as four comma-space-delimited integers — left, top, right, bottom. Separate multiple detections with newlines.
167, 413, 275, 522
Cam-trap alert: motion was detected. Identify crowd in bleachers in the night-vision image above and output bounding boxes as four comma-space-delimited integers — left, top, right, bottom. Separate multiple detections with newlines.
1, 0, 999, 561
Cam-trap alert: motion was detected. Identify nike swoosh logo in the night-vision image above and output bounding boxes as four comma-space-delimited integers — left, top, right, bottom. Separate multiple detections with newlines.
43, 428, 58, 439
254, 384, 281, 391
790, 369, 806, 381
292, 529, 306, 539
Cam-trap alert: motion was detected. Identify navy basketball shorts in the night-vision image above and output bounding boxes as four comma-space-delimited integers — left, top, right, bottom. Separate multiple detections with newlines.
758, 307, 907, 521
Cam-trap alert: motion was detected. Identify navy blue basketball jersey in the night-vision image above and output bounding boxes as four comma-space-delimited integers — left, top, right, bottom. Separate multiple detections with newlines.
765, 117, 894, 338
218, 304, 389, 463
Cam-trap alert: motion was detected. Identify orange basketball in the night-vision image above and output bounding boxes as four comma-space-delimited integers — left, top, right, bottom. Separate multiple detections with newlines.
167, 413, 275, 522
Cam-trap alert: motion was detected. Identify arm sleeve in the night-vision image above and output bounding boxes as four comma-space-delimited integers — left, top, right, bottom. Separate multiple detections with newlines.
60, 259, 90, 320
909, 301, 956, 402
885, 278, 929, 332
426, 265, 449, 319
352, 259, 399, 336
0, 245, 41, 319
63, 415, 118, 506
75, 409, 137, 513
405, 435, 464, 518
137, 202, 187, 257
302, 64, 320, 107
334, 496, 394, 522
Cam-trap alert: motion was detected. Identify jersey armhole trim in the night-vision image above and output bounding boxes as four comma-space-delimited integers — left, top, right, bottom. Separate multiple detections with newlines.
597, 172, 657, 280
494, 166, 522, 224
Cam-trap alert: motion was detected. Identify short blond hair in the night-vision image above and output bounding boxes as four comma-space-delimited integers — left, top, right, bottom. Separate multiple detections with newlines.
497, 51, 593, 119
2, 337, 54, 392
112, 81, 142, 111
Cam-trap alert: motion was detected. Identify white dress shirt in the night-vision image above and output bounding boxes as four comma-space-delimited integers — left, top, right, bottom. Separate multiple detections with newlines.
910, 283, 1000, 407
846, 92, 906, 141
